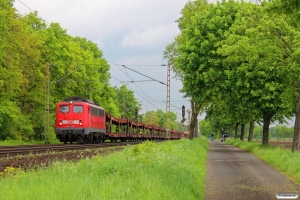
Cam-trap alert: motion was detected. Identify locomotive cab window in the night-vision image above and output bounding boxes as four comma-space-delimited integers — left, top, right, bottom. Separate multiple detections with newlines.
60, 105, 69, 113
73, 106, 83, 113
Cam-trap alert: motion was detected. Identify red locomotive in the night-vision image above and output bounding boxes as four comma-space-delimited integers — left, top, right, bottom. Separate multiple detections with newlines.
55, 96, 187, 144
55, 97, 106, 144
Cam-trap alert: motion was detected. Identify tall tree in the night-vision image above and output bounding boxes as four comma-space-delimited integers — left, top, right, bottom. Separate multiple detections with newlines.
218, 2, 295, 145
164, 0, 210, 139
269, 0, 300, 151
0, 2, 45, 140
143, 111, 159, 126
115, 85, 141, 120
168, 0, 240, 139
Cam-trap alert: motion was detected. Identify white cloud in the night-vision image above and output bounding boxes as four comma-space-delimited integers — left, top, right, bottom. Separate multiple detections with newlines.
120, 54, 166, 65
121, 25, 179, 49
14, 0, 187, 49
13, 0, 192, 119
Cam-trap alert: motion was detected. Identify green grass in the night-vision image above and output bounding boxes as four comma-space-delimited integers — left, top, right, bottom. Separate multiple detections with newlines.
0, 139, 61, 146
0, 140, 44, 146
0, 137, 209, 200
226, 138, 300, 185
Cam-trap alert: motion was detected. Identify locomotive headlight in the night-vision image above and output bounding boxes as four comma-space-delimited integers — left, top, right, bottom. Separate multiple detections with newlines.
59, 120, 62, 125
79, 120, 82, 126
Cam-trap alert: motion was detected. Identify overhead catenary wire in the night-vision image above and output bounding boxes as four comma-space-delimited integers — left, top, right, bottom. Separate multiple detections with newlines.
122, 67, 158, 109
17, 0, 34, 12
112, 75, 152, 110
112, 74, 152, 109
111, 65, 155, 109
15, 0, 50, 24
162, 101, 182, 109
124, 70, 167, 110
109, 61, 165, 109
112, 69, 188, 110
111, 62, 166, 106
122, 65, 167, 86
108, 61, 166, 67
111, 75, 122, 82
109, 61, 189, 114
121, 80, 155, 83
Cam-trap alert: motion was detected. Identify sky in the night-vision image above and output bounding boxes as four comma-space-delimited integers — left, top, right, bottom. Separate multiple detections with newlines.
12, 0, 294, 127
13, 0, 215, 122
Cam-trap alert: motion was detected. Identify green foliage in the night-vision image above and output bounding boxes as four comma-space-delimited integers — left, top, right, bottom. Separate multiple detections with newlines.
156, 109, 166, 127
143, 111, 160, 126
0, 2, 44, 140
114, 84, 141, 120
217, 1, 299, 143
168, 0, 242, 123
95, 85, 120, 117
274, 125, 293, 140
199, 119, 214, 137
166, 0, 300, 144
0, 2, 124, 141
269, 0, 300, 29
253, 125, 263, 140
218, 2, 295, 116
141, 110, 179, 130
176, 0, 209, 31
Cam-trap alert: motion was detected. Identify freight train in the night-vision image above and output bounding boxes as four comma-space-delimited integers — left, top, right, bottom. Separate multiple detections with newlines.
55, 96, 187, 144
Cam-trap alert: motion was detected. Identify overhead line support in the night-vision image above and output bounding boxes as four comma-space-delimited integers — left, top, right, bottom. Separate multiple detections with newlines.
166, 63, 171, 139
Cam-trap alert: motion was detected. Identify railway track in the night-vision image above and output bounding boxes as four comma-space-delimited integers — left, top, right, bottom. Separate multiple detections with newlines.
0, 141, 144, 157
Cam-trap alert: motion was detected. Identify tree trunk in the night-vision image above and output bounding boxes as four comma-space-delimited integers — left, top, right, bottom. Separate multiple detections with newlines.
292, 95, 300, 152
262, 113, 274, 146
195, 118, 199, 137
240, 123, 245, 141
248, 120, 254, 142
234, 122, 239, 139
188, 100, 201, 140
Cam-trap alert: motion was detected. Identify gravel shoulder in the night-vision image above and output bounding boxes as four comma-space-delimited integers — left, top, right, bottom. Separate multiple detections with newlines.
205, 140, 300, 200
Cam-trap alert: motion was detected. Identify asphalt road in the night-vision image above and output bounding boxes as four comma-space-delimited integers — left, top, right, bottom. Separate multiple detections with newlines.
205, 140, 300, 200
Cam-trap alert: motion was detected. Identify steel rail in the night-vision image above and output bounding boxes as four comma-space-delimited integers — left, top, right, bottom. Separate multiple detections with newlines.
0, 141, 144, 157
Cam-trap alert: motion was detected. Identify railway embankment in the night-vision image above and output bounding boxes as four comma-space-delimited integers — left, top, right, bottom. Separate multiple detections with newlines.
0, 137, 209, 200
2, 138, 299, 199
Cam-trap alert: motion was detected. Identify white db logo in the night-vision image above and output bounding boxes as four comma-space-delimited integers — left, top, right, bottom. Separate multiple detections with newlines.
276, 193, 298, 199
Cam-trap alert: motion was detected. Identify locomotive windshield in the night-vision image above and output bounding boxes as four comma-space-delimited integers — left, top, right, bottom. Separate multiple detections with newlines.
73, 106, 83, 113
59, 105, 69, 113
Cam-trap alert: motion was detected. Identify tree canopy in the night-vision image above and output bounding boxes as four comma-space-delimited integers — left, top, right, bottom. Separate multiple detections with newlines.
165, 0, 300, 147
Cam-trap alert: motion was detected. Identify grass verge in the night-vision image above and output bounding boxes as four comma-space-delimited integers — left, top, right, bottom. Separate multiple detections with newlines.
0, 139, 61, 146
226, 138, 300, 185
0, 137, 209, 200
